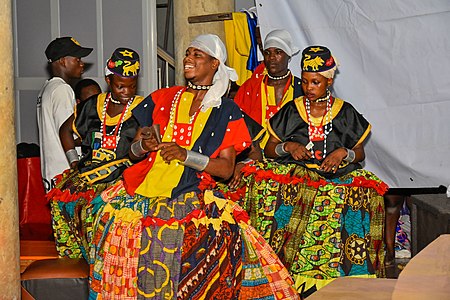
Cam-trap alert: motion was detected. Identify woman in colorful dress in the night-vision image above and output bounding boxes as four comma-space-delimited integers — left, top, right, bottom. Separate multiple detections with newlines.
87, 34, 299, 300
48, 48, 143, 258
235, 46, 388, 298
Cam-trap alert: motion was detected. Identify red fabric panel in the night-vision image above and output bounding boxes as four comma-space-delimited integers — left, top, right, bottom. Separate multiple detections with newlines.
17, 157, 52, 240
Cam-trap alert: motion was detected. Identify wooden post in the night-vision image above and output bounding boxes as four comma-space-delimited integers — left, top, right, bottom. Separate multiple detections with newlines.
0, 0, 21, 298
173, 0, 234, 85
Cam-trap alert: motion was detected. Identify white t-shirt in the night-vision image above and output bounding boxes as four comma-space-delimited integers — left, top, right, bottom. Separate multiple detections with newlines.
37, 77, 76, 192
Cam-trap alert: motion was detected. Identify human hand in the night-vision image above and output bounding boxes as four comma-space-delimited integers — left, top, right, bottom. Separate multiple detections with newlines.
70, 160, 79, 169
319, 148, 347, 173
141, 125, 161, 143
284, 141, 312, 161
229, 162, 245, 190
157, 142, 187, 163
141, 136, 159, 152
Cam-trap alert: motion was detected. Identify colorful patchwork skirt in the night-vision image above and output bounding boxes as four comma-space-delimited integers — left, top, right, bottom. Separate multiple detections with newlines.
221, 160, 388, 298
48, 168, 119, 258
88, 180, 300, 300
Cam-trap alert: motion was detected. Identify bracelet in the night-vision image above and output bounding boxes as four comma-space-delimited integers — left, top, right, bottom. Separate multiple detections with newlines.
65, 149, 79, 164
274, 142, 288, 156
130, 139, 148, 158
344, 148, 356, 162
183, 150, 209, 171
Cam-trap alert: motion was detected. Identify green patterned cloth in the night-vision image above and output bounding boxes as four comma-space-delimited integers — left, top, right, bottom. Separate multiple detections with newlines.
219, 160, 387, 298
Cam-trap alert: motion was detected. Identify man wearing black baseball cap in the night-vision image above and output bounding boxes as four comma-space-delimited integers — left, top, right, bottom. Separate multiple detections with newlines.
37, 36, 93, 192
45, 36, 93, 63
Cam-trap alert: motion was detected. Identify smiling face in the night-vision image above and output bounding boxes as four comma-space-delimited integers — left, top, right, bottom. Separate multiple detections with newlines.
105, 74, 137, 105
183, 47, 218, 86
301, 71, 333, 101
263, 47, 290, 77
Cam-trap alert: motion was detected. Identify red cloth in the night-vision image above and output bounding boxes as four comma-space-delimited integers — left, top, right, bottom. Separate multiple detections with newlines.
17, 157, 53, 240
234, 62, 266, 124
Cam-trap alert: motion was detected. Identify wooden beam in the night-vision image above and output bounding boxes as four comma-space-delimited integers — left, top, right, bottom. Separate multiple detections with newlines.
188, 12, 232, 24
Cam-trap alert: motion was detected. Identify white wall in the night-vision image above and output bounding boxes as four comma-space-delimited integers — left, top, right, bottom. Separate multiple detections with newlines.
13, 0, 158, 144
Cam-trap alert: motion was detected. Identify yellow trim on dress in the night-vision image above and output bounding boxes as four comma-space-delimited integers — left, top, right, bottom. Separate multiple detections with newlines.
294, 96, 344, 126
355, 124, 371, 147
72, 93, 144, 141
96, 93, 144, 126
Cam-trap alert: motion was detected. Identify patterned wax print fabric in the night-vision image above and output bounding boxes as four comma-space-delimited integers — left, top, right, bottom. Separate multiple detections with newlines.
218, 95, 389, 298
268, 96, 371, 179
88, 184, 299, 300
221, 160, 388, 298
86, 86, 300, 299
48, 92, 143, 258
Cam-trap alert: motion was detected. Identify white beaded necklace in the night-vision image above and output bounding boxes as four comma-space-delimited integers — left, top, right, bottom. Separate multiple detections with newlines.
305, 94, 333, 159
100, 93, 133, 151
109, 96, 121, 104
168, 88, 185, 130
168, 87, 204, 145
267, 70, 291, 81
187, 81, 212, 90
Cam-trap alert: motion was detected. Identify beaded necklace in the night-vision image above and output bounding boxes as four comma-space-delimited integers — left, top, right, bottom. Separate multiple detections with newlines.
168, 87, 202, 146
267, 70, 291, 81
305, 93, 333, 158
263, 74, 292, 121
101, 93, 133, 151
187, 81, 212, 90
109, 96, 121, 104
310, 90, 331, 103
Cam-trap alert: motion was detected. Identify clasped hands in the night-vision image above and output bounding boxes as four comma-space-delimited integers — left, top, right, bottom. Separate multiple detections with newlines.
283, 141, 347, 173
140, 133, 187, 163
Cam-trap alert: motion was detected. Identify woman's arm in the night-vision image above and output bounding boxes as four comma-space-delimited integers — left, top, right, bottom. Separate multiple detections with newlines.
265, 134, 312, 160
204, 147, 236, 180
129, 127, 160, 161
59, 114, 78, 168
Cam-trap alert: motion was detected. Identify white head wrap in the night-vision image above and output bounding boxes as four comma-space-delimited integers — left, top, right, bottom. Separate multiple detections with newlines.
188, 34, 238, 111
263, 29, 299, 57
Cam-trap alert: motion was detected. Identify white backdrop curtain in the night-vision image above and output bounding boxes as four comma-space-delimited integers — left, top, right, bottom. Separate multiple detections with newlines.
256, 0, 450, 188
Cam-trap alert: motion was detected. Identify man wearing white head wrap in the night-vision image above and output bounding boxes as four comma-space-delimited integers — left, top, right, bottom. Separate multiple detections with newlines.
263, 29, 299, 57
188, 34, 238, 111
234, 29, 303, 149
84, 34, 300, 299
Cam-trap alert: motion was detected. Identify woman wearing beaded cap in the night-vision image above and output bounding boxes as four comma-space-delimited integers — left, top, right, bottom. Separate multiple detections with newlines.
87, 34, 299, 300
48, 47, 143, 258
234, 46, 388, 297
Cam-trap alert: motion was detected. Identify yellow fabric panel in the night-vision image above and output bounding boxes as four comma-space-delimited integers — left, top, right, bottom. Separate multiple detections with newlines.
224, 12, 253, 86
135, 92, 212, 198
259, 82, 294, 148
